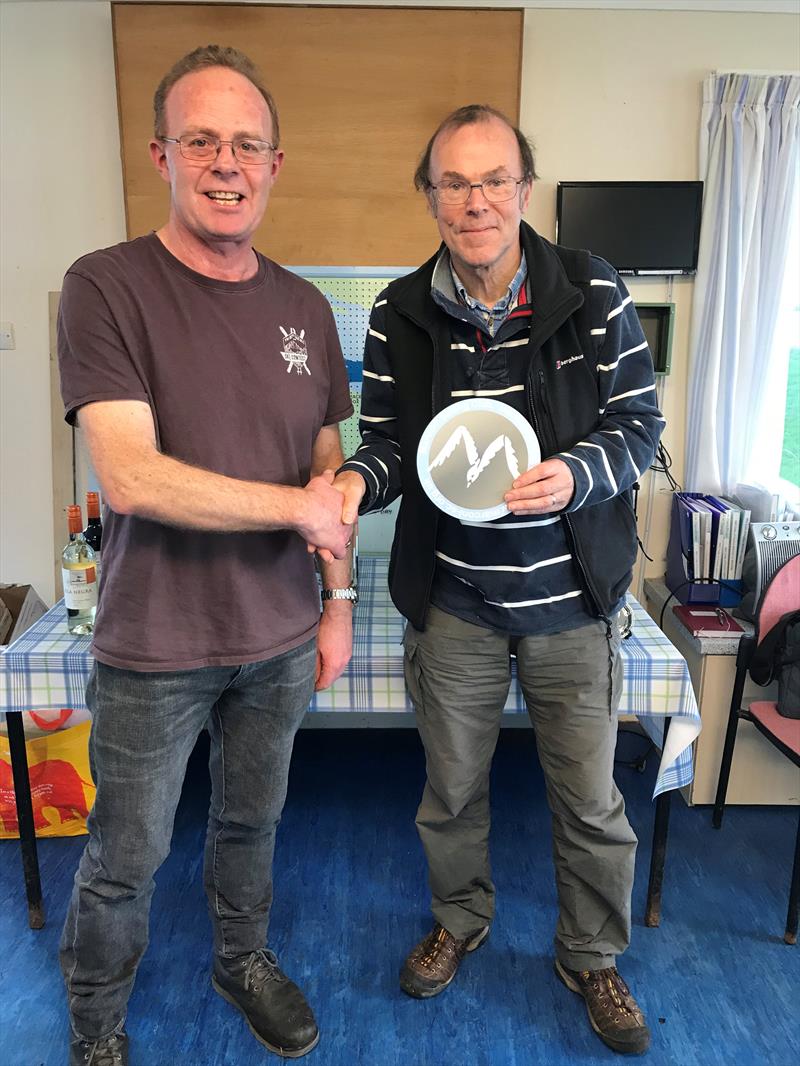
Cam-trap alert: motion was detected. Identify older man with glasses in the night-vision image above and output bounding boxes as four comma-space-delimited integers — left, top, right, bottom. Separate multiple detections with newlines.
58, 45, 355, 1065
335, 105, 663, 1056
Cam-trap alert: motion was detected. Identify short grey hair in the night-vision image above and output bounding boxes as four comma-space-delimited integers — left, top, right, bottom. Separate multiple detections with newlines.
153, 44, 279, 146
413, 104, 537, 192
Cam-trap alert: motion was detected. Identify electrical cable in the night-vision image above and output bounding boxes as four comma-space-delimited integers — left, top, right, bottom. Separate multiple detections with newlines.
650, 441, 681, 491
615, 727, 655, 774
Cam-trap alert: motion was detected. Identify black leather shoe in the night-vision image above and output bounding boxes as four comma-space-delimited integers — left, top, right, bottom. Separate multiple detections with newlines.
213, 949, 319, 1058
69, 1031, 128, 1066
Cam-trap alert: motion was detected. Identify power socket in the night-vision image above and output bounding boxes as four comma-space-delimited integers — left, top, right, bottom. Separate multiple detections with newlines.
0, 323, 16, 350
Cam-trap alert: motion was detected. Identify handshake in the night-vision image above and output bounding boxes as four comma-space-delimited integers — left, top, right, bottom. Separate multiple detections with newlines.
298, 469, 367, 561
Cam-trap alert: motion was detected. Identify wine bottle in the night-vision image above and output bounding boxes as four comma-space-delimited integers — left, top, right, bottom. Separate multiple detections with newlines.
62, 505, 97, 634
84, 491, 103, 573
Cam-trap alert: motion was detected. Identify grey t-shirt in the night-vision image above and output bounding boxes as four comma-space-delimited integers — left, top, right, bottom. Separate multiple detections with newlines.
58, 234, 353, 671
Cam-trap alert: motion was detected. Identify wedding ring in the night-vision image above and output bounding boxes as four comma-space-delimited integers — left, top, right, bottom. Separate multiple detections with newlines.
346, 540, 352, 548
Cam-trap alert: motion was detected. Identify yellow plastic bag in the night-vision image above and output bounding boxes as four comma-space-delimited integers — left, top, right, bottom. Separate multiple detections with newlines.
0, 719, 95, 838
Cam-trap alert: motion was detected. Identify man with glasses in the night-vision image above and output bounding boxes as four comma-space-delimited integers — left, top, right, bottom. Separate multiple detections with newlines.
335, 106, 662, 1056
58, 45, 355, 1065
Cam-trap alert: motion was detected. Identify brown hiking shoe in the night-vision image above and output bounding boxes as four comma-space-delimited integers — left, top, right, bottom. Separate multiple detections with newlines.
555, 959, 651, 1055
400, 922, 489, 998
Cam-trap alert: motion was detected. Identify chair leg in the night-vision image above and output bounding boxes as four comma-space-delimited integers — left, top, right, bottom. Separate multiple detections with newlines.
712, 711, 741, 829
785, 809, 800, 946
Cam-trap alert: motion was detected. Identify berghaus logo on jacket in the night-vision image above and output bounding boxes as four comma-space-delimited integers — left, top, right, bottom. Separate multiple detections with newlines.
555, 354, 584, 371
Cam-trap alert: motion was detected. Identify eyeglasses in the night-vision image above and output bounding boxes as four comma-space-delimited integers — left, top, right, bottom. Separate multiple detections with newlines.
429, 176, 525, 206
161, 134, 276, 165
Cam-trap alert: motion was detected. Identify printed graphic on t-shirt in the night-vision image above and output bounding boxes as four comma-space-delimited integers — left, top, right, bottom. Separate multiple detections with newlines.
279, 326, 311, 375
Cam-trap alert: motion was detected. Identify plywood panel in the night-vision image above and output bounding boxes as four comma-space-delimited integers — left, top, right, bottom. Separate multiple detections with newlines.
112, 3, 522, 265
49, 292, 74, 597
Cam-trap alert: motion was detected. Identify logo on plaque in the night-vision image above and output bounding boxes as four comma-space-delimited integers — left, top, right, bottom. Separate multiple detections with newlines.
416, 399, 540, 521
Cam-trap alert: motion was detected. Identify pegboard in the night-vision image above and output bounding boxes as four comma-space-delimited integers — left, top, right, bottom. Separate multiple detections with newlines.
291, 268, 410, 551
294, 269, 409, 460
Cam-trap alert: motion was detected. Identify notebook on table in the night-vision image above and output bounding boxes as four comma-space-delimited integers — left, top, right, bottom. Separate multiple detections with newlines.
672, 604, 745, 639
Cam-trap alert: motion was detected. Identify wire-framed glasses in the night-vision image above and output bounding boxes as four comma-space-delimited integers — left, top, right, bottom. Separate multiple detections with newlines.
161, 134, 276, 165
429, 176, 525, 206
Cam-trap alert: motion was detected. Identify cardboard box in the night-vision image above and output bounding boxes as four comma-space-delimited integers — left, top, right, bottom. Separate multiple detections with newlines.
0, 584, 49, 646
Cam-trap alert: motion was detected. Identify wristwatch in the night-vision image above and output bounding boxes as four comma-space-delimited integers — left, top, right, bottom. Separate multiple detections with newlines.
320, 586, 359, 606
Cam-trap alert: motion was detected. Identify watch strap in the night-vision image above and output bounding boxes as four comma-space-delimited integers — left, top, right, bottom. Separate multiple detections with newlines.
320, 586, 358, 604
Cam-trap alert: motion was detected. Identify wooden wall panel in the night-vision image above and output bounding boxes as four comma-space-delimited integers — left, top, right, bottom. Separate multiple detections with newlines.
112, 3, 522, 265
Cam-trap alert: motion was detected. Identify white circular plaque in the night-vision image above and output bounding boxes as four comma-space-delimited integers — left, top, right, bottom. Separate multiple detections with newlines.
416, 398, 540, 521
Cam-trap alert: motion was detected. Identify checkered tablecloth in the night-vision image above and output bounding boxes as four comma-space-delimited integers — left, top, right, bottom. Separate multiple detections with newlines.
1, 555, 699, 797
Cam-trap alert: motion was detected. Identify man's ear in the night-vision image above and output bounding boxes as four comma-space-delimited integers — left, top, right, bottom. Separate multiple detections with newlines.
148, 139, 171, 185
268, 149, 285, 185
520, 179, 532, 214
426, 189, 438, 219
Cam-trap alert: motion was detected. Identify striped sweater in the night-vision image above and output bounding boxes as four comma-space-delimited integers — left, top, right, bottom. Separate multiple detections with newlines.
340, 222, 665, 632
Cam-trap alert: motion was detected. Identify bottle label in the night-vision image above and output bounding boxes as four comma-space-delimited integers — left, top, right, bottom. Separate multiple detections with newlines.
62, 566, 97, 610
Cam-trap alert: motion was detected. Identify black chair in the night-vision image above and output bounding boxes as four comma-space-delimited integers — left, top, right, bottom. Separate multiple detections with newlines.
712, 555, 800, 944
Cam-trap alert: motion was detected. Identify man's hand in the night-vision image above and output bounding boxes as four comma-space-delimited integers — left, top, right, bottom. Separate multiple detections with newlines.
504, 457, 575, 514
299, 470, 354, 559
332, 470, 367, 524
315, 601, 353, 690
313, 470, 367, 564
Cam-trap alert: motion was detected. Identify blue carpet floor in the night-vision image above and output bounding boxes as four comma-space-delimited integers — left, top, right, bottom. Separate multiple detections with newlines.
1, 727, 798, 1066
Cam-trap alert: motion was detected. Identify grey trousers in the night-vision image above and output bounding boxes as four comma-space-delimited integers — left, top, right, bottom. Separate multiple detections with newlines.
403, 605, 637, 971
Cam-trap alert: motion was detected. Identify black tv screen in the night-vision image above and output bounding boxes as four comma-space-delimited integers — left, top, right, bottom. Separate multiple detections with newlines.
556, 181, 703, 275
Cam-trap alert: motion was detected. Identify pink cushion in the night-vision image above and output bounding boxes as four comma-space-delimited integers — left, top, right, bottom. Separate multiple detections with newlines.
758, 556, 800, 642
749, 701, 800, 758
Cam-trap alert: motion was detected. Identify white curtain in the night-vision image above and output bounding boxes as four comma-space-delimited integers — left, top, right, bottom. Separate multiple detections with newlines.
685, 73, 800, 496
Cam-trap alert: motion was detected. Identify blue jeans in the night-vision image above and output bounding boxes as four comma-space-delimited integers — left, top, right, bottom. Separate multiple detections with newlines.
59, 639, 317, 1041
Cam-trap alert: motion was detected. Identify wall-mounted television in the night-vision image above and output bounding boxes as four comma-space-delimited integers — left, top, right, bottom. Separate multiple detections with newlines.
556, 181, 703, 276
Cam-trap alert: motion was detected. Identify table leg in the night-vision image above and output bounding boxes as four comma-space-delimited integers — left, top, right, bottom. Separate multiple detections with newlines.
4, 712, 45, 929
645, 716, 671, 928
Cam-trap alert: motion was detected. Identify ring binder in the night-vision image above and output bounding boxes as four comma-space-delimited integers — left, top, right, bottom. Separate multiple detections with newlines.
665, 494, 744, 606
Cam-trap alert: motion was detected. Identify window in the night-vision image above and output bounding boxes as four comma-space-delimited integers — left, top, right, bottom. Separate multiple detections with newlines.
745, 195, 800, 512
780, 312, 799, 492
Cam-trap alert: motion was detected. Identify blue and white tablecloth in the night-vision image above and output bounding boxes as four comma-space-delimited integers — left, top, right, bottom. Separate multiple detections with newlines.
1, 555, 700, 797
